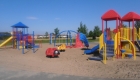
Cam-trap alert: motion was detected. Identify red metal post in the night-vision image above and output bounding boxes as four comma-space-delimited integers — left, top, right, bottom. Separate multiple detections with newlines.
129, 22, 130, 40
132, 19, 134, 55
102, 20, 104, 33
116, 18, 118, 59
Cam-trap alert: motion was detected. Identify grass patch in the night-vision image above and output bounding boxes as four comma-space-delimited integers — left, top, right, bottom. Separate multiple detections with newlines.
34, 38, 99, 43
0, 38, 99, 46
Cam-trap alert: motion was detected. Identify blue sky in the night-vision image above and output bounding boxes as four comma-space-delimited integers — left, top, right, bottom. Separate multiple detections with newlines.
0, 0, 140, 35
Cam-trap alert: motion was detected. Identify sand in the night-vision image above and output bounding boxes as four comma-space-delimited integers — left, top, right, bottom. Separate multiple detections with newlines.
0, 43, 140, 79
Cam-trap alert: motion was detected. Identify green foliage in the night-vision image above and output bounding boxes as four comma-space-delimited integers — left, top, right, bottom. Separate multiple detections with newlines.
88, 30, 93, 37
54, 28, 59, 36
45, 32, 48, 37
92, 26, 101, 39
77, 22, 88, 36
122, 24, 127, 28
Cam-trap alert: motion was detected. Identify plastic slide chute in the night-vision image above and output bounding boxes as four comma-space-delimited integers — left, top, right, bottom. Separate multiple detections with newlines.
79, 33, 89, 47
84, 44, 99, 54
0, 36, 13, 47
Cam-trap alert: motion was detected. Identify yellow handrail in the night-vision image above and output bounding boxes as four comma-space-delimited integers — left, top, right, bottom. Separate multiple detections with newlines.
103, 43, 106, 64
99, 33, 104, 50
114, 32, 117, 56
119, 37, 136, 60
99, 33, 106, 64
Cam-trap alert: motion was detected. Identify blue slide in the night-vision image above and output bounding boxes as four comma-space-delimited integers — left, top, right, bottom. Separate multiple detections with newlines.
84, 44, 99, 54
79, 33, 89, 47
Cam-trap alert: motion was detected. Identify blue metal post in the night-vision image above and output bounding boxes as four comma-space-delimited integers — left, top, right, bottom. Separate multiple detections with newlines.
50, 33, 52, 44
22, 28, 24, 54
25, 28, 28, 49
32, 31, 35, 53
69, 31, 72, 46
26, 28, 28, 49
12, 28, 14, 48
54, 37, 55, 46
16, 28, 20, 50
66, 31, 68, 45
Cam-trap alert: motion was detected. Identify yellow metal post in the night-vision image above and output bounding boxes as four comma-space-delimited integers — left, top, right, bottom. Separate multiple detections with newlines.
103, 43, 106, 64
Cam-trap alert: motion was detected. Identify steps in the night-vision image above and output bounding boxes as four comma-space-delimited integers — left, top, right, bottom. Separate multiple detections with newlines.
100, 44, 114, 57
88, 40, 114, 61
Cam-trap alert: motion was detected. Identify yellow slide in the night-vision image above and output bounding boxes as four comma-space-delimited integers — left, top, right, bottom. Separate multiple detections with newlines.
0, 36, 13, 47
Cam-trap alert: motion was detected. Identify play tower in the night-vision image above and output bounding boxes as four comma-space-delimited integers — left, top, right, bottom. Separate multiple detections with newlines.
11, 22, 39, 54
85, 10, 140, 64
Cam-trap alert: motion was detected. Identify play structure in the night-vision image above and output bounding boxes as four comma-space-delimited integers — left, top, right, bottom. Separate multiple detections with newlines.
53, 30, 89, 48
84, 10, 140, 64
0, 22, 40, 54
45, 48, 60, 58
57, 44, 66, 52
46, 30, 89, 58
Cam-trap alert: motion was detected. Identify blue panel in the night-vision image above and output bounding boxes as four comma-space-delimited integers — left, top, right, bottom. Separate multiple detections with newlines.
104, 32, 107, 43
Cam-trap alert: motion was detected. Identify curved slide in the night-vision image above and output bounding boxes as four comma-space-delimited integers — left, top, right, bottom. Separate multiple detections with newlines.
79, 33, 89, 47
84, 44, 99, 54
0, 36, 13, 47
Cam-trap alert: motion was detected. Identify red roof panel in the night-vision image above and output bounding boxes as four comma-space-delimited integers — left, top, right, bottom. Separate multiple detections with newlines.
101, 9, 121, 20
121, 12, 140, 21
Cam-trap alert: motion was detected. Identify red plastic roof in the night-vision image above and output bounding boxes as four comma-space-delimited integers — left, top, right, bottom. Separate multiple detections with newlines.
101, 10, 121, 20
121, 12, 140, 21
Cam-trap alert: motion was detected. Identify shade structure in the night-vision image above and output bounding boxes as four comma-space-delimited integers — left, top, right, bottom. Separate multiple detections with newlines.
121, 12, 140, 21
11, 22, 28, 28
101, 9, 121, 21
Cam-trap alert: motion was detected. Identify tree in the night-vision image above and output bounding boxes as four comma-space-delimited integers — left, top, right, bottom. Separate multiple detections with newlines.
88, 30, 93, 37
122, 24, 127, 28
77, 22, 88, 36
93, 26, 102, 39
135, 20, 140, 32
45, 32, 48, 38
54, 27, 59, 36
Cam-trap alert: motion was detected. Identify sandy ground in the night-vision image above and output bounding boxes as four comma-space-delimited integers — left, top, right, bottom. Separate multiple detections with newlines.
0, 42, 140, 79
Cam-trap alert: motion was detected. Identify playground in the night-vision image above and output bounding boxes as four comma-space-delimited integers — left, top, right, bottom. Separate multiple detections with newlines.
0, 43, 140, 79
1, 9, 140, 79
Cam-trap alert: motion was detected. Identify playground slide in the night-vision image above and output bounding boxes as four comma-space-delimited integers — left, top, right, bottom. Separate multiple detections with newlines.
84, 44, 99, 54
0, 36, 13, 47
79, 33, 89, 47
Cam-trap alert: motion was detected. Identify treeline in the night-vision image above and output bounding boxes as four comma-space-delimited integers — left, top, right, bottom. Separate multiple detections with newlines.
45, 22, 102, 40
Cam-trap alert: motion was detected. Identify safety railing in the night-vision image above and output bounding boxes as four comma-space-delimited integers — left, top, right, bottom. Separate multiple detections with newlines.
99, 33, 104, 51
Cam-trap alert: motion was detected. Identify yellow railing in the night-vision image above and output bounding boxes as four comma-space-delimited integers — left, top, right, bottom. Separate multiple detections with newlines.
114, 32, 121, 59
119, 27, 140, 41
99, 33, 106, 64
114, 32, 118, 56
99, 34, 104, 50
119, 37, 136, 60
103, 43, 106, 64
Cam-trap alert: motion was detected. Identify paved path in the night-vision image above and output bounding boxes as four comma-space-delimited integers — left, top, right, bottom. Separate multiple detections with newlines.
0, 66, 135, 80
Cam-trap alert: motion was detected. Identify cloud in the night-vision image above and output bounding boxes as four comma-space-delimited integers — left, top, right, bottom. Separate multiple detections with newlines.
26, 16, 38, 20
55, 18, 60, 20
